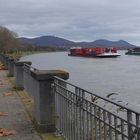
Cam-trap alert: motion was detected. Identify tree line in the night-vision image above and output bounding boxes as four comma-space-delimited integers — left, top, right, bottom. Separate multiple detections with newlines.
0, 26, 67, 53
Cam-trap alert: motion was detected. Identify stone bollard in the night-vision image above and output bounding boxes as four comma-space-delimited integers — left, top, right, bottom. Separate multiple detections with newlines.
14, 61, 32, 89
0, 54, 5, 64
0, 54, 8, 69
7, 57, 15, 76
31, 70, 69, 132
4, 56, 9, 69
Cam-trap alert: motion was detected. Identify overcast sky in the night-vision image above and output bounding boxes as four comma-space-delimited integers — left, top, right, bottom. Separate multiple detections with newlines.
1, 0, 140, 45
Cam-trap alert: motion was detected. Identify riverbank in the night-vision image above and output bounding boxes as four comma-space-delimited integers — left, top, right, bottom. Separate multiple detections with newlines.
5, 50, 67, 59
0, 68, 63, 140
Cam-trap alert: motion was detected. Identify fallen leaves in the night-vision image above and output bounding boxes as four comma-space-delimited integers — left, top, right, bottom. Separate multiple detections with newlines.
3, 92, 14, 97
0, 128, 16, 136
0, 63, 6, 70
0, 112, 8, 116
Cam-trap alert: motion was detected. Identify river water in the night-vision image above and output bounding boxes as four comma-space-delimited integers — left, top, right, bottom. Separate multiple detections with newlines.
21, 51, 140, 107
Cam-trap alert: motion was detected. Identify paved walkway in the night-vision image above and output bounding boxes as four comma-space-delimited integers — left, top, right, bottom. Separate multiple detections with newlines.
0, 70, 42, 140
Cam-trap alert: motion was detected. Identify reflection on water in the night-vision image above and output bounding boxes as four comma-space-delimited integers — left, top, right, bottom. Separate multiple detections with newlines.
21, 51, 140, 107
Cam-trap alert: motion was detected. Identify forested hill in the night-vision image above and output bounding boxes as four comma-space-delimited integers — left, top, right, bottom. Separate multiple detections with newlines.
19, 36, 138, 49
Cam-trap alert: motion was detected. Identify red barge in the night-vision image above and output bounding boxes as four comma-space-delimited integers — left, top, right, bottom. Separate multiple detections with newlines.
68, 47, 120, 58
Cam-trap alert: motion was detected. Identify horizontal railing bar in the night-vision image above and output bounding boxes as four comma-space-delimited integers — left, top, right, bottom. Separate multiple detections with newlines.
23, 63, 37, 71
54, 76, 140, 115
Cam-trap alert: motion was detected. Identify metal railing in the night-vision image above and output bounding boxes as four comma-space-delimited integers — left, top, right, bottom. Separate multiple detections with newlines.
54, 76, 140, 140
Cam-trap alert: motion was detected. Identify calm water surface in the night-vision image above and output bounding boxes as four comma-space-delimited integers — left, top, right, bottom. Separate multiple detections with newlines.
21, 51, 140, 107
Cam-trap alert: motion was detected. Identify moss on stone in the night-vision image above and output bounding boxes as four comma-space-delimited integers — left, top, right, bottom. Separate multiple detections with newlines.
41, 133, 64, 140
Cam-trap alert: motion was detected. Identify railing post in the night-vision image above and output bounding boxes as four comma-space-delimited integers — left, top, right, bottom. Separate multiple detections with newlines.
31, 70, 69, 132
127, 110, 133, 140
14, 61, 32, 89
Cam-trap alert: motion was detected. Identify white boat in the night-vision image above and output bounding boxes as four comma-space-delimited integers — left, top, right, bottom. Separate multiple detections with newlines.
96, 52, 121, 57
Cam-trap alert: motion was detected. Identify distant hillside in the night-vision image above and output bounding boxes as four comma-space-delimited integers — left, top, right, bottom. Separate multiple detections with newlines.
82, 39, 137, 49
19, 36, 76, 47
19, 36, 139, 49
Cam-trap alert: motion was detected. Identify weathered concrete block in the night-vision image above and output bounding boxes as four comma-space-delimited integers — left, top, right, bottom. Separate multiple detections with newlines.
0, 54, 8, 69
14, 61, 32, 89
23, 64, 35, 96
31, 70, 69, 132
7, 58, 14, 76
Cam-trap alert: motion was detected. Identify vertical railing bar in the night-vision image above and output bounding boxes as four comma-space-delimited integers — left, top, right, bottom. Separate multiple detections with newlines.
87, 101, 90, 140
90, 102, 94, 140
61, 81, 65, 137
79, 88, 82, 140
78, 87, 81, 140
65, 86, 68, 139
64, 82, 67, 138
103, 110, 107, 140
68, 88, 72, 140
71, 90, 75, 140
55, 81, 59, 134
79, 89, 82, 140
121, 120, 125, 140
61, 86, 64, 137
85, 100, 88, 140
74, 87, 78, 140
60, 82, 64, 136
82, 90, 86, 140
99, 108, 102, 140
58, 80, 61, 134
77, 88, 80, 140
59, 81, 63, 135
136, 114, 140, 140
55, 80, 59, 132
71, 91, 74, 140
94, 106, 97, 140
70, 90, 73, 140
127, 110, 132, 140
67, 90, 70, 140
108, 112, 112, 140
79, 89, 81, 140
61, 82, 65, 138
82, 91, 86, 140
114, 116, 118, 140
54, 80, 57, 131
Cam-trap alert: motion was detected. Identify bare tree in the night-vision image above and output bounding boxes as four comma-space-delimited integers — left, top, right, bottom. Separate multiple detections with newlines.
0, 26, 20, 53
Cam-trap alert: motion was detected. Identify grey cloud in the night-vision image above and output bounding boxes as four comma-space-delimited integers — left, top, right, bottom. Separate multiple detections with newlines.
1, 0, 140, 45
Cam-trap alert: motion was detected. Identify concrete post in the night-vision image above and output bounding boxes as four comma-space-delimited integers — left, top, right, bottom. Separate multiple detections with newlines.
4, 56, 9, 69
14, 61, 32, 89
23, 64, 36, 96
7, 57, 14, 76
0, 54, 5, 64
0, 54, 8, 69
31, 70, 69, 132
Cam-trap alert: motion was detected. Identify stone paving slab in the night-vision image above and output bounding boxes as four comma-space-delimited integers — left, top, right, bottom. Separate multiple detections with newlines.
0, 70, 42, 140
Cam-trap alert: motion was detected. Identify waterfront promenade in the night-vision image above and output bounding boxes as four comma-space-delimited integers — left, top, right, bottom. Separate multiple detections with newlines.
0, 70, 42, 140
0, 68, 63, 140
